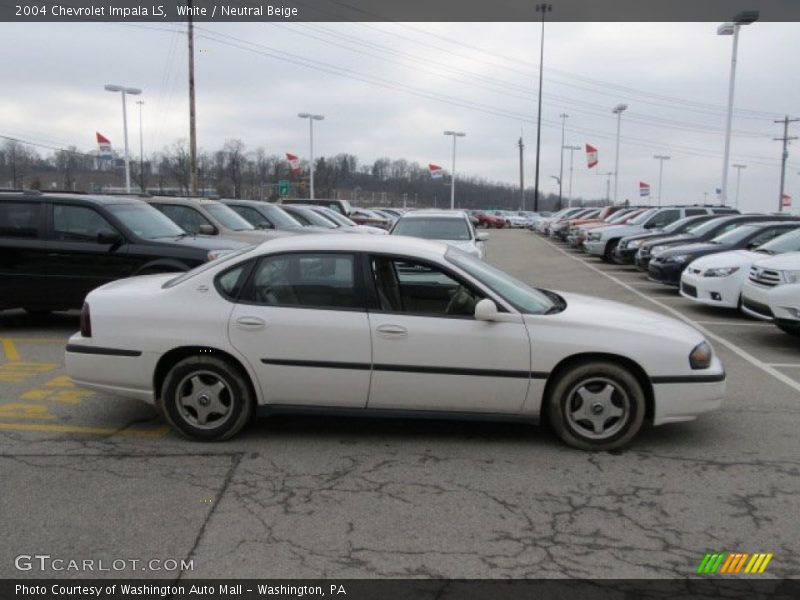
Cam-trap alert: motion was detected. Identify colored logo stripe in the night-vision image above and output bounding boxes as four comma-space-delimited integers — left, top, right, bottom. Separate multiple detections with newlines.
697, 552, 773, 574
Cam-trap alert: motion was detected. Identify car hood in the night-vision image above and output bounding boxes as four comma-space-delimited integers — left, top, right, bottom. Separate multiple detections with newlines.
595, 224, 644, 237
643, 233, 696, 248
534, 291, 703, 342
622, 230, 672, 243
752, 251, 800, 270
231, 229, 294, 243
689, 249, 761, 270
151, 235, 249, 251
659, 242, 730, 258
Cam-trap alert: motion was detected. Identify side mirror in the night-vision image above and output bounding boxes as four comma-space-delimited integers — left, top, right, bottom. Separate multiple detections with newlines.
198, 224, 217, 235
747, 241, 761, 250
257, 222, 274, 230
474, 298, 499, 322
476, 231, 490, 242
97, 230, 122, 245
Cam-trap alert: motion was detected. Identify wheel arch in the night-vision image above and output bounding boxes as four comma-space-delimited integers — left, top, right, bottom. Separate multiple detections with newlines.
540, 352, 655, 424
132, 259, 192, 276
153, 346, 260, 408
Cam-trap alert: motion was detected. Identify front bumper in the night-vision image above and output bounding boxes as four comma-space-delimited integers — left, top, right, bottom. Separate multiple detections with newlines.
613, 245, 638, 264
648, 260, 686, 286
635, 253, 651, 271
652, 376, 726, 425
584, 239, 606, 257
679, 270, 742, 309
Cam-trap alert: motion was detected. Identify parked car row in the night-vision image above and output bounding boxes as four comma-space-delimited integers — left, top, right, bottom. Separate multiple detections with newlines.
0, 191, 415, 314
534, 203, 800, 337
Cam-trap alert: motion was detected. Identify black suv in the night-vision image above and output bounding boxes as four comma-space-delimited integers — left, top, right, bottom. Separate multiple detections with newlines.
0, 191, 247, 313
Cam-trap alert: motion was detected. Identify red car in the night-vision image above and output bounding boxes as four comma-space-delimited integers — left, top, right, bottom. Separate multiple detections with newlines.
473, 211, 506, 229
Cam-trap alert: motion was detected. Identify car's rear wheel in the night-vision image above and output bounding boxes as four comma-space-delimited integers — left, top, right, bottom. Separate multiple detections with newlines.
161, 356, 253, 441
547, 360, 645, 450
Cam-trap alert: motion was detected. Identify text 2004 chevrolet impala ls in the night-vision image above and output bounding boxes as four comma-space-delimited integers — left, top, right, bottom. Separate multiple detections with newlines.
65, 235, 725, 450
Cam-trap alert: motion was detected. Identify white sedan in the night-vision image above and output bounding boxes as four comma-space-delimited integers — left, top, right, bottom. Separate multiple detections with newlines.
680, 229, 800, 309
65, 235, 725, 450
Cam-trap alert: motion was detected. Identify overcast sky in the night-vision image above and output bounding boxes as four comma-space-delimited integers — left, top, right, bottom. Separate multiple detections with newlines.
1, 21, 798, 211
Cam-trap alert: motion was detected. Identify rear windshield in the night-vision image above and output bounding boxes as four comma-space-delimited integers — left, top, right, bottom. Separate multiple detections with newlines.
392, 217, 471, 241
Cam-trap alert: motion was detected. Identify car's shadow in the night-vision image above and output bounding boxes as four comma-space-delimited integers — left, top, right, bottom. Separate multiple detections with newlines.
0, 309, 79, 334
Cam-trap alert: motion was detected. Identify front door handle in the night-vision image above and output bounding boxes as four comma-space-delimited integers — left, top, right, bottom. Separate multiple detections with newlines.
376, 324, 408, 337
235, 316, 266, 330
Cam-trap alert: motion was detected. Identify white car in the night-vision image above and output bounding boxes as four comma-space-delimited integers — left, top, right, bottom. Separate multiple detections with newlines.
680, 229, 800, 309
65, 235, 725, 450
390, 210, 488, 259
740, 252, 800, 336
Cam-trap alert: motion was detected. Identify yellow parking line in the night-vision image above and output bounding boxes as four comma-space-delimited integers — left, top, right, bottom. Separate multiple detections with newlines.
2, 337, 68, 344
0, 422, 171, 438
1, 339, 20, 361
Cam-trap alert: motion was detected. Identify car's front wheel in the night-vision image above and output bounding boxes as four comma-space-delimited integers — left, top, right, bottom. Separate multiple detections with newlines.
776, 322, 800, 336
161, 356, 254, 441
547, 360, 646, 450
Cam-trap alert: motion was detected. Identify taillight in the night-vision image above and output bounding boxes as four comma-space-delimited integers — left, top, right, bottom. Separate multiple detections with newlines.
80, 303, 92, 337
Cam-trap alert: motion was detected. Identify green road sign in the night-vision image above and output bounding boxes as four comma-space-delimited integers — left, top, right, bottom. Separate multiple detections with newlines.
278, 180, 290, 196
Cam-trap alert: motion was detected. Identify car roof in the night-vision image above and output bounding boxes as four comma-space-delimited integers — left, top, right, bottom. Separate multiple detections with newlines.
0, 192, 146, 206
251, 232, 450, 260
143, 196, 221, 206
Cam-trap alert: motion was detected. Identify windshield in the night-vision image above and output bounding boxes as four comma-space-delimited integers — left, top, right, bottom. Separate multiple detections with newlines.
317, 207, 357, 226
628, 208, 657, 225
392, 217, 471, 240
757, 229, 800, 254
687, 216, 729, 236
106, 203, 185, 239
663, 216, 700, 234
711, 224, 759, 245
446, 249, 555, 314
262, 204, 303, 228
290, 207, 337, 228
204, 203, 256, 231
606, 210, 631, 223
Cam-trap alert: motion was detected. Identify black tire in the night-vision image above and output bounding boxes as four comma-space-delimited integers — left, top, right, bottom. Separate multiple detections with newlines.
547, 360, 646, 451
776, 322, 800, 336
160, 356, 254, 441
603, 239, 620, 262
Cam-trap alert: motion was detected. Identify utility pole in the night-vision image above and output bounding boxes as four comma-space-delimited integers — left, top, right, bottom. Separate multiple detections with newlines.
532, 3, 552, 213
564, 145, 581, 208
188, 0, 198, 195
558, 113, 568, 208
653, 154, 670, 207
518, 136, 525, 211
137, 100, 145, 192
599, 171, 613, 204
774, 115, 799, 212
732, 163, 746, 209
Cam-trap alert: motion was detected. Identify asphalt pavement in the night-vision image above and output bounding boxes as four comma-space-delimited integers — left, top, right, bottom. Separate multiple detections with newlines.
0, 229, 798, 579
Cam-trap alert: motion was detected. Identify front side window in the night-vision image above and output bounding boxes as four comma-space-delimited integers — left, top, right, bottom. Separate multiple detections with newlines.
155, 204, 212, 234
243, 253, 357, 309
0, 202, 40, 238
53, 205, 118, 241
371, 256, 483, 317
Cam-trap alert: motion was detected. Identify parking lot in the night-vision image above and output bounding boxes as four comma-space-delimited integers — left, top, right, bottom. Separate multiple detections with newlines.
1, 228, 798, 580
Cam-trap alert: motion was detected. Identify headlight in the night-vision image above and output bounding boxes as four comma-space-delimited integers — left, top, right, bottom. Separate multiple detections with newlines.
588, 232, 602, 241
703, 266, 740, 278
689, 341, 713, 370
666, 254, 689, 264
627, 239, 643, 249
651, 245, 667, 256
781, 270, 800, 284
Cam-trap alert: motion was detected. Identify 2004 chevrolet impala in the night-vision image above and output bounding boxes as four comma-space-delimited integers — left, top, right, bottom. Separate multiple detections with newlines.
65, 234, 725, 450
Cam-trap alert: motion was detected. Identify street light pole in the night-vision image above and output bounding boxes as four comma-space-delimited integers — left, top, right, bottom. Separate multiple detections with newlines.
532, 3, 552, 213
136, 100, 145, 193
564, 145, 581, 208
718, 10, 759, 206
104, 84, 142, 194
612, 103, 627, 204
558, 113, 568, 208
443, 130, 465, 209
732, 163, 746, 209
653, 154, 670, 207
298, 113, 324, 199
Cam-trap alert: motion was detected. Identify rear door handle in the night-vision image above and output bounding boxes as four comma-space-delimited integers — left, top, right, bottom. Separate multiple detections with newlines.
235, 316, 266, 330
376, 324, 408, 337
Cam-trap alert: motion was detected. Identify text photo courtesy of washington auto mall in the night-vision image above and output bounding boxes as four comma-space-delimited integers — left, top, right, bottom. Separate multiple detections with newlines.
1, 1, 800, 599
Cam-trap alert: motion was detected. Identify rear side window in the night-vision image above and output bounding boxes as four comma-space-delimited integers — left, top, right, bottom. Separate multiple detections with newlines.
53, 205, 118, 241
242, 253, 358, 310
647, 209, 680, 229
685, 209, 707, 216
0, 202, 40, 238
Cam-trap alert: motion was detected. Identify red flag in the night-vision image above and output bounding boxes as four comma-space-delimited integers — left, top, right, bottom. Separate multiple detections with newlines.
96, 132, 112, 160
286, 153, 300, 173
428, 163, 444, 179
782, 193, 792, 208
96, 132, 111, 145
585, 144, 598, 169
